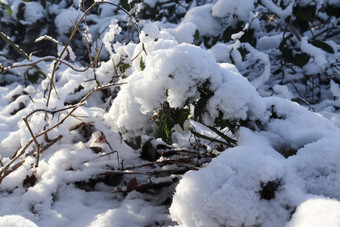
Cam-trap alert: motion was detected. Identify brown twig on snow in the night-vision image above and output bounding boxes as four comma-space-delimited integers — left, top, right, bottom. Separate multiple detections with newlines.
0, 82, 125, 177
23, 118, 40, 167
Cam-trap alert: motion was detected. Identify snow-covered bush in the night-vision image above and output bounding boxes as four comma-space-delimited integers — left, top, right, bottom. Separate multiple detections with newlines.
105, 24, 265, 144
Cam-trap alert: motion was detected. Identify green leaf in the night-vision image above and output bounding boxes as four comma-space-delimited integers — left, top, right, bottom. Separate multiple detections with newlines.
140, 57, 145, 71
207, 126, 237, 145
222, 26, 238, 43
17, 2, 26, 20
194, 29, 200, 39
123, 63, 130, 70
194, 81, 214, 122
293, 5, 316, 22
311, 40, 334, 53
175, 108, 190, 130
294, 53, 310, 67
156, 116, 172, 144
27, 71, 41, 83
0, 2, 12, 15
190, 129, 234, 148
0, 31, 30, 60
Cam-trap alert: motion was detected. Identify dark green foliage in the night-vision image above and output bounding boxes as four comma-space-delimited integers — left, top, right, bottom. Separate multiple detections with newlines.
140, 57, 146, 71
293, 5, 316, 22
222, 22, 256, 46
27, 71, 41, 84
0, 2, 12, 15
194, 81, 214, 122
279, 34, 310, 67
311, 40, 334, 54
153, 102, 190, 144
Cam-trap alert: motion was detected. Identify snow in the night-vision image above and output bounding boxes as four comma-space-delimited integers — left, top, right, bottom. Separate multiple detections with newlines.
301, 37, 328, 70
261, 0, 293, 19
23, 1, 45, 25
272, 84, 293, 100
0, 215, 38, 227
182, 5, 222, 36
55, 8, 83, 36
287, 198, 340, 227
257, 34, 282, 50
212, 0, 255, 20
171, 99, 340, 226
168, 22, 197, 44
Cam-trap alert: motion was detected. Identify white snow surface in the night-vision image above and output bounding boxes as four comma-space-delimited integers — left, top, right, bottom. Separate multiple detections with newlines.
171, 109, 340, 226
212, 0, 255, 20
182, 4, 222, 36
1, 11, 340, 226
287, 198, 340, 227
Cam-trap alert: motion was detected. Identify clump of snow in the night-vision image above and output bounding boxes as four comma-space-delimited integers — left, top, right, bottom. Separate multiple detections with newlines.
0, 215, 37, 227
55, 8, 83, 36
168, 22, 197, 44
287, 198, 340, 227
272, 84, 293, 99
261, 0, 293, 19
170, 128, 289, 227
182, 4, 222, 36
301, 37, 328, 70
257, 34, 282, 50
89, 192, 168, 227
103, 23, 122, 56
208, 43, 233, 62
19, 1, 45, 25
212, 0, 255, 20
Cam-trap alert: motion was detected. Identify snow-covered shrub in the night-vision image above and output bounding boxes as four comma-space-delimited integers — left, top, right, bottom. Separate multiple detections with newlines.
170, 97, 340, 227
105, 24, 265, 144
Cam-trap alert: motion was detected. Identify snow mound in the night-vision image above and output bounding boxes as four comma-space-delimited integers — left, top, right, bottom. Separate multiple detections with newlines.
0, 215, 37, 227
170, 98, 340, 226
287, 198, 340, 227
105, 27, 265, 139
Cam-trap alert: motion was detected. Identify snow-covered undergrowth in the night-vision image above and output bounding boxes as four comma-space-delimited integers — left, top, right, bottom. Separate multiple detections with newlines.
171, 100, 340, 226
0, 0, 340, 226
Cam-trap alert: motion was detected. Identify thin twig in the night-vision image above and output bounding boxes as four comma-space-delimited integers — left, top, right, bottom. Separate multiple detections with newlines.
0, 82, 125, 177
2, 57, 93, 73
23, 118, 40, 167
47, 1, 141, 107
